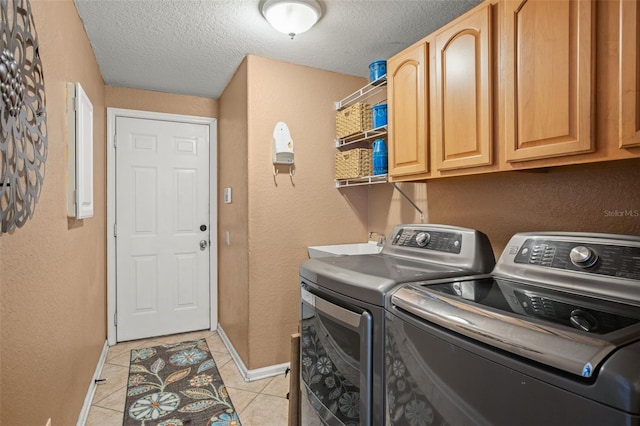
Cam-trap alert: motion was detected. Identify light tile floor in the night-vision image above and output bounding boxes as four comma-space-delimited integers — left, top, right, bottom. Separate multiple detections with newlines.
86, 330, 290, 426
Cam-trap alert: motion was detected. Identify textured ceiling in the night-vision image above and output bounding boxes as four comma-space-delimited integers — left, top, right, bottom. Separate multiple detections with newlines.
74, 0, 482, 99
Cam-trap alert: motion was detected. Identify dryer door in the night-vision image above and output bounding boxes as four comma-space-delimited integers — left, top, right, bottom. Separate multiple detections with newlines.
300, 286, 372, 426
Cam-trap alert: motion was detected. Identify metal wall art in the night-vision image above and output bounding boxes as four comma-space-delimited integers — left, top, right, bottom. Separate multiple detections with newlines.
0, 0, 47, 233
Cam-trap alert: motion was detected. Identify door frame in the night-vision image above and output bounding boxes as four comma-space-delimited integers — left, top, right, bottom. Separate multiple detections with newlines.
106, 108, 218, 346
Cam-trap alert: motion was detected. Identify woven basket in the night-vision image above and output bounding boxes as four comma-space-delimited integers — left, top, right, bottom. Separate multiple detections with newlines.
335, 148, 372, 179
336, 103, 372, 139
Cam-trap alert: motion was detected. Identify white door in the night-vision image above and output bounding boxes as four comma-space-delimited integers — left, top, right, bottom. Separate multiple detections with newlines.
115, 117, 211, 342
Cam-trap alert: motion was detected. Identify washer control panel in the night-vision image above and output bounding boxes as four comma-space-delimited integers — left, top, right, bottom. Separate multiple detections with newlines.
514, 238, 640, 280
392, 228, 462, 254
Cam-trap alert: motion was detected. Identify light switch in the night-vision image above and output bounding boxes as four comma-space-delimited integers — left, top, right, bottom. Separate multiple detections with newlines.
224, 187, 232, 204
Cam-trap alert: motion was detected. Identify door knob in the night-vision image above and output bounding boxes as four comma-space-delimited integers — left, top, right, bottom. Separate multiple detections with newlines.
200, 240, 208, 251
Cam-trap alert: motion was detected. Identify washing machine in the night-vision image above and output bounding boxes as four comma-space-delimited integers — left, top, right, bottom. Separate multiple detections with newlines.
299, 224, 495, 425
386, 232, 640, 425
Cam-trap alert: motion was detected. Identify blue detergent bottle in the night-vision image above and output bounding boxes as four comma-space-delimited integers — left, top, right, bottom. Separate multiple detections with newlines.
372, 139, 388, 175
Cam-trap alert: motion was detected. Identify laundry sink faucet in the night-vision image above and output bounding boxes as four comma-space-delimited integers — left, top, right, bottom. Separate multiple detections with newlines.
369, 231, 386, 247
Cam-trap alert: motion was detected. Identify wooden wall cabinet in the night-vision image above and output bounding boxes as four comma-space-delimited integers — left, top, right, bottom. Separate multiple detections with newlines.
433, 4, 492, 171
502, 0, 595, 162
387, 42, 429, 180
620, 0, 640, 148
385, 0, 638, 182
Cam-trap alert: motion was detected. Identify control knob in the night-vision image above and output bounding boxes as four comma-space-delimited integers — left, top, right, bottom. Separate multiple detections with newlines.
569, 246, 598, 268
415, 232, 431, 247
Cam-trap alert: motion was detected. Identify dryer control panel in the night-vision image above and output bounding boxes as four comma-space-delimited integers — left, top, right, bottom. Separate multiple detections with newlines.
381, 224, 495, 274
495, 232, 640, 306
392, 228, 462, 254
514, 238, 640, 280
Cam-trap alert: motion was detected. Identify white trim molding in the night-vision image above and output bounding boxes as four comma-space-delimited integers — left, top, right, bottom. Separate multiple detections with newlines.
107, 108, 218, 345
217, 326, 290, 382
76, 340, 109, 426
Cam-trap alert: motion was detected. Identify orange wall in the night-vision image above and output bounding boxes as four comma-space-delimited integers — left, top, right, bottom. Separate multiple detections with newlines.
217, 56, 372, 369
368, 182, 429, 236
0, 1, 106, 424
246, 56, 373, 368
106, 86, 218, 118
426, 159, 640, 257
218, 59, 251, 363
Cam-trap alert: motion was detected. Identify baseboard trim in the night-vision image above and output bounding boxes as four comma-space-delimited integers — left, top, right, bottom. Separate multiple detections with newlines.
217, 325, 290, 382
76, 340, 109, 426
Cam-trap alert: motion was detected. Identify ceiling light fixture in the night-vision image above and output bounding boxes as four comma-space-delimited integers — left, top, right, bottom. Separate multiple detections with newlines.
261, 0, 322, 39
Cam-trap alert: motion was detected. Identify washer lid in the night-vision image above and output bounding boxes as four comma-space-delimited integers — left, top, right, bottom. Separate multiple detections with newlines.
300, 224, 496, 306
300, 254, 472, 306
393, 277, 640, 377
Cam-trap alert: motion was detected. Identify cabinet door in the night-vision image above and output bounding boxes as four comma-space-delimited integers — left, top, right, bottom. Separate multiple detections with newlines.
388, 42, 428, 178
620, 0, 640, 148
433, 4, 492, 171
503, 0, 595, 162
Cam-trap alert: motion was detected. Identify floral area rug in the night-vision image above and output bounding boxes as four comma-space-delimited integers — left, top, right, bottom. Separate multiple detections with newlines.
123, 338, 241, 426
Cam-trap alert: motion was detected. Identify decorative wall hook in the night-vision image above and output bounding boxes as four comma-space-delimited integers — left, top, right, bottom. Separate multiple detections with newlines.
272, 122, 295, 186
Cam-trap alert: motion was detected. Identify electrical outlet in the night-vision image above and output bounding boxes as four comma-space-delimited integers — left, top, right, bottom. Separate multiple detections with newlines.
45, 418, 52, 426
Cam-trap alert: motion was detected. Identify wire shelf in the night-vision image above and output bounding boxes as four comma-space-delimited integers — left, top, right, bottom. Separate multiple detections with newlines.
334, 75, 387, 111
335, 174, 388, 188
335, 126, 387, 148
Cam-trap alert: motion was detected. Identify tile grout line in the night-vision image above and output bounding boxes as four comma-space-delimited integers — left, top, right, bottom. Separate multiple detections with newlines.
92, 383, 127, 410
226, 386, 260, 418
90, 406, 124, 416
